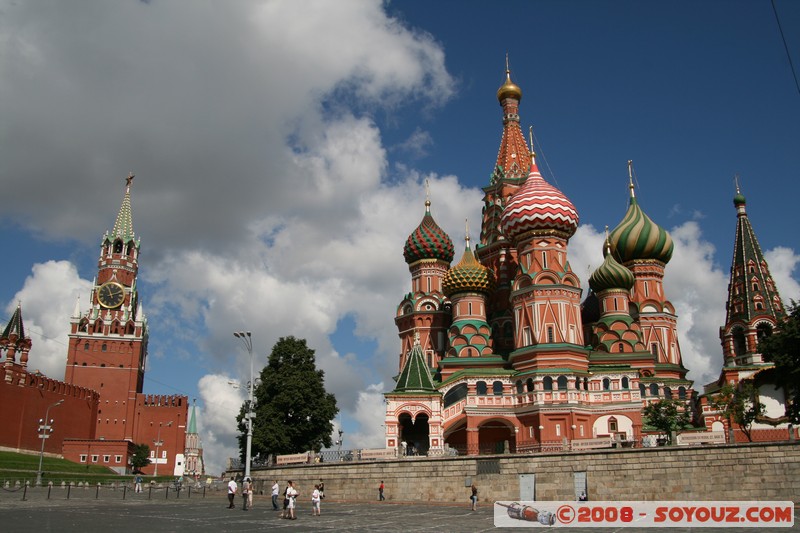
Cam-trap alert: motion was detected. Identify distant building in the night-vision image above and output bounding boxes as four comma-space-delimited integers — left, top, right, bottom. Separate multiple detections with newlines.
184, 400, 205, 477
0, 175, 200, 474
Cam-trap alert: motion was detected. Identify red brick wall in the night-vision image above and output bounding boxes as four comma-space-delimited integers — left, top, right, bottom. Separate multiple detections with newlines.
131, 395, 188, 476
62, 439, 134, 473
0, 370, 98, 453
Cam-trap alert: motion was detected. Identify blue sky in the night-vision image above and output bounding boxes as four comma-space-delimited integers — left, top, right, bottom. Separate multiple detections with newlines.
1, 0, 798, 474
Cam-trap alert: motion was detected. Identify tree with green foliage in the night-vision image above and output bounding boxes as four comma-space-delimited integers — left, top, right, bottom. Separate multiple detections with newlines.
642, 399, 691, 444
759, 301, 800, 424
710, 381, 766, 442
130, 443, 151, 472
238, 336, 338, 461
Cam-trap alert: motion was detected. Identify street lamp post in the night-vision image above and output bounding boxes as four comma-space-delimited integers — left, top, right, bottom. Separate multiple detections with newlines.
153, 421, 173, 477
36, 399, 64, 486
234, 331, 255, 480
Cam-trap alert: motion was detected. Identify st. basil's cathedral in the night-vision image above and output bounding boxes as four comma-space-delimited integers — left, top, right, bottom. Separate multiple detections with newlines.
383, 66, 793, 455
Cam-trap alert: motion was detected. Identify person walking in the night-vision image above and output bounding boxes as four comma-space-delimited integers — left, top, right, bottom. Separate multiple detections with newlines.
241, 477, 252, 510
226, 477, 237, 509
271, 480, 280, 511
134, 474, 142, 493
311, 484, 321, 516
470, 483, 478, 511
378, 480, 385, 501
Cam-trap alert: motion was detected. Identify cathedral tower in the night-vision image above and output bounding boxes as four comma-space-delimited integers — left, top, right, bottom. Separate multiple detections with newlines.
500, 145, 584, 373
607, 162, 686, 381
396, 189, 454, 372
476, 63, 530, 356
720, 184, 786, 368
439, 225, 497, 381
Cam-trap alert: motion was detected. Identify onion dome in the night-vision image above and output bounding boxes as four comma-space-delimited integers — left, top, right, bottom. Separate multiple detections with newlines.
590, 241, 635, 292
733, 178, 746, 207
607, 162, 673, 264
403, 198, 454, 264
501, 164, 579, 241
443, 231, 495, 297
497, 67, 522, 102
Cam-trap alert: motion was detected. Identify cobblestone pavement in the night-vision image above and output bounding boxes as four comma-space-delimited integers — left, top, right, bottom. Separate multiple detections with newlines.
0, 488, 796, 532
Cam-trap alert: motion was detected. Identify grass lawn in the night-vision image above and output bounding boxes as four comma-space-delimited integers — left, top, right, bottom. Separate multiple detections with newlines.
0, 450, 175, 485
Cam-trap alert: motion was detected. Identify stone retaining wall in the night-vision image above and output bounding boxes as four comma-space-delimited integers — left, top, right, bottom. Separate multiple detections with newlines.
247, 441, 800, 504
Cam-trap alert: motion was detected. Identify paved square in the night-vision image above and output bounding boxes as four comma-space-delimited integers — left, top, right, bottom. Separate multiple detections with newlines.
0, 488, 796, 532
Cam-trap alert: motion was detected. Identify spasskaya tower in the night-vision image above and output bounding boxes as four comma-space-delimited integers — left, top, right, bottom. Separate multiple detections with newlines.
65, 173, 148, 441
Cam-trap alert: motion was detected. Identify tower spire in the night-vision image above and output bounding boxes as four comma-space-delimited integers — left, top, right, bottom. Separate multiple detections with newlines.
1, 302, 32, 368
528, 126, 538, 168
491, 57, 529, 185
111, 173, 136, 243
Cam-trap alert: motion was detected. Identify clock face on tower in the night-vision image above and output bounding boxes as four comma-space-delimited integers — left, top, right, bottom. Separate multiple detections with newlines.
98, 281, 125, 309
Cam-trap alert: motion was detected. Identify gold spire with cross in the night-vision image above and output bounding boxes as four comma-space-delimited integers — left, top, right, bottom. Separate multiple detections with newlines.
528, 126, 537, 166
627, 160, 636, 198
425, 178, 431, 212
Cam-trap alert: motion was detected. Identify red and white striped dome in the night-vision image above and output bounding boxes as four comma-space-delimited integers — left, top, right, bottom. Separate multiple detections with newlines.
501, 166, 579, 240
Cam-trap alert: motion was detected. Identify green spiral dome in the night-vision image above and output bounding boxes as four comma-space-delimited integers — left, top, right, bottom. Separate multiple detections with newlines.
608, 196, 673, 264
589, 250, 635, 292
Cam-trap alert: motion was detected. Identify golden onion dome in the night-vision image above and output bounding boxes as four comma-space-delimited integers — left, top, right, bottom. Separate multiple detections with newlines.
443, 245, 495, 297
497, 69, 522, 102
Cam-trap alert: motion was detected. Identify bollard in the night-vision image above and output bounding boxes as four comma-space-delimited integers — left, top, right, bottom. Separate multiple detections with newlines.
203, 485, 206, 499
67, 483, 72, 500
148, 483, 152, 500
96, 483, 101, 499
165, 486, 169, 500
47, 485, 52, 500
123, 485, 127, 500
22, 484, 28, 502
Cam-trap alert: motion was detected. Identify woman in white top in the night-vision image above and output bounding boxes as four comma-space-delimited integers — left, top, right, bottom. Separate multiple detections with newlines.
286, 480, 298, 520
311, 484, 321, 516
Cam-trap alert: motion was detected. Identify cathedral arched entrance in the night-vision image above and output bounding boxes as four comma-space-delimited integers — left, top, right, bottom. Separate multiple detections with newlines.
443, 418, 517, 455
443, 421, 467, 454
477, 419, 517, 455
398, 411, 430, 456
